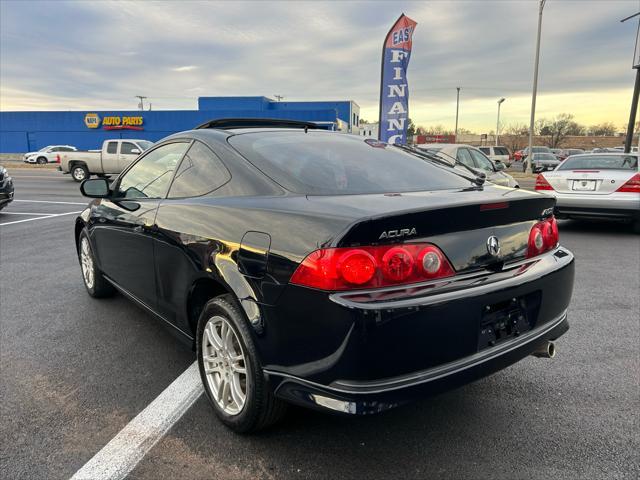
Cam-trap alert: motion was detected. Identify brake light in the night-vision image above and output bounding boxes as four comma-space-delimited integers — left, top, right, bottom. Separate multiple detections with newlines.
290, 243, 455, 291
616, 173, 640, 193
527, 216, 559, 258
535, 174, 554, 191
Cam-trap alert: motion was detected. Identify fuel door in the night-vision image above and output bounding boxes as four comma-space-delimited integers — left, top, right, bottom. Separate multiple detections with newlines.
238, 231, 271, 278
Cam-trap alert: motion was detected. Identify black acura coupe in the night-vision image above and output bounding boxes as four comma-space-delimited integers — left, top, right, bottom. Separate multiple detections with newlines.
75, 119, 575, 432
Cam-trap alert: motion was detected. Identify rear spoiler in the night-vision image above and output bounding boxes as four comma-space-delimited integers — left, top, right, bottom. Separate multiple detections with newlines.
195, 118, 321, 130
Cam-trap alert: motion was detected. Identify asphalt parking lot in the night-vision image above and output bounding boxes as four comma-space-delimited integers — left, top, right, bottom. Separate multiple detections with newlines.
1, 168, 638, 480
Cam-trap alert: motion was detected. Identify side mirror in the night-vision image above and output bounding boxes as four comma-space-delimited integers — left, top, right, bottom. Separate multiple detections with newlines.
80, 178, 110, 198
494, 161, 506, 171
130, 148, 141, 154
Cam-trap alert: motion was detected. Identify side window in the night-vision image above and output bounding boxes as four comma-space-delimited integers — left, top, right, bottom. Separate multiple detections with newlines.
479, 147, 490, 155
168, 141, 231, 198
470, 149, 495, 172
106, 142, 118, 154
456, 148, 475, 169
120, 142, 138, 155
117, 142, 189, 199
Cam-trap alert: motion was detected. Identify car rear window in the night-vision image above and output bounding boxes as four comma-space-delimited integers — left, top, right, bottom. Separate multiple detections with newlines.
533, 153, 557, 160
228, 131, 472, 195
558, 155, 638, 170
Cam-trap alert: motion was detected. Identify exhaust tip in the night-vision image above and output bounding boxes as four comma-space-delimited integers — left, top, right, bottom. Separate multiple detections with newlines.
532, 341, 556, 358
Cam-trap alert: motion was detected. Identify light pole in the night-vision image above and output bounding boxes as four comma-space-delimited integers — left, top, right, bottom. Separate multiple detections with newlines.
527, 0, 546, 173
621, 11, 640, 152
496, 98, 505, 146
455, 87, 461, 143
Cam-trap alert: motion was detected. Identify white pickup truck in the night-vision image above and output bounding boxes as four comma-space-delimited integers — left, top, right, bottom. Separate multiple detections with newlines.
59, 139, 153, 181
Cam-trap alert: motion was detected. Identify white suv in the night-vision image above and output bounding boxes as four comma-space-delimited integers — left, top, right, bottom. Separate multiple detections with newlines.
478, 146, 511, 166
24, 145, 77, 164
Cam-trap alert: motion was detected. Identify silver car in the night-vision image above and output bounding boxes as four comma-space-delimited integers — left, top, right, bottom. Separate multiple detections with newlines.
417, 144, 519, 188
535, 153, 639, 231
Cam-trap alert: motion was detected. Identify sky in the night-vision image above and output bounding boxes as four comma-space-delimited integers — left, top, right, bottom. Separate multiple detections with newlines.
1, 0, 638, 132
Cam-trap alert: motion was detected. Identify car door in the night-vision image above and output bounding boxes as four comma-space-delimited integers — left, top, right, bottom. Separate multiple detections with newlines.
102, 141, 119, 172
153, 140, 232, 329
118, 141, 142, 172
47, 147, 60, 162
91, 141, 190, 308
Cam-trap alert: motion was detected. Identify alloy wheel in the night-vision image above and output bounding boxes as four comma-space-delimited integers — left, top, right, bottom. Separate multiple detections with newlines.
201, 315, 248, 415
80, 237, 94, 289
73, 167, 86, 181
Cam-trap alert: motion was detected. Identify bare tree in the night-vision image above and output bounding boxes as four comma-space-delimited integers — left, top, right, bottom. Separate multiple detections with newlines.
536, 113, 580, 148
589, 122, 617, 136
501, 123, 529, 152
424, 125, 453, 135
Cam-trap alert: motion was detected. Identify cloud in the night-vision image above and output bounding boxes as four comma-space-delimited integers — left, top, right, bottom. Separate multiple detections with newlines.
0, 0, 636, 130
172, 66, 198, 72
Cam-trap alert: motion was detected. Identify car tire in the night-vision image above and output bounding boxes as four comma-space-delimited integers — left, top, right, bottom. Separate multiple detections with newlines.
78, 230, 115, 298
37, 156, 47, 165
197, 294, 287, 433
71, 164, 89, 182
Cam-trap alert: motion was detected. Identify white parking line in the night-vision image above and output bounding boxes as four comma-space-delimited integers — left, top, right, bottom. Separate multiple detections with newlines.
1, 212, 59, 216
9, 175, 62, 179
14, 199, 86, 205
70, 362, 203, 480
0, 211, 81, 226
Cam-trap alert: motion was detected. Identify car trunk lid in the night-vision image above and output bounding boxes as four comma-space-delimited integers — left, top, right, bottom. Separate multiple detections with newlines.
307, 187, 554, 273
544, 169, 639, 195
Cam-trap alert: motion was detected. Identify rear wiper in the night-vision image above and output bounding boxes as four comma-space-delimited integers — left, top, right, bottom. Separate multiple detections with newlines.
395, 145, 486, 186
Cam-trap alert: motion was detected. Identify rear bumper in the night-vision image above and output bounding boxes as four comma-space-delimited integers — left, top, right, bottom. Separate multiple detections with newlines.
262, 248, 575, 414
551, 192, 640, 219
271, 312, 568, 415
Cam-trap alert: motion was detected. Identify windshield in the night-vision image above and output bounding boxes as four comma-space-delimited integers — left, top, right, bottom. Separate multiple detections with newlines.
229, 132, 472, 195
137, 141, 153, 151
558, 155, 638, 171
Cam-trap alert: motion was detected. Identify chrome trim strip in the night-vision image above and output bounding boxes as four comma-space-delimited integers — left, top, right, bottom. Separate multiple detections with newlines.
265, 310, 567, 396
329, 248, 573, 310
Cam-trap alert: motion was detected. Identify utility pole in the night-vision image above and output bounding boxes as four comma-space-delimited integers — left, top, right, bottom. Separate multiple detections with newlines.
135, 95, 147, 111
526, 0, 546, 173
496, 98, 505, 146
274, 95, 284, 102
454, 87, 461, 143
622, 11, 640, 153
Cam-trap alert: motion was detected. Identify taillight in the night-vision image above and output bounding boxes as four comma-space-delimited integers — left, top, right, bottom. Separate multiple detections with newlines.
616, 173, 640, 193
290, 243, 455, 291
535, 174, 554, 191
527, 216, 559, 258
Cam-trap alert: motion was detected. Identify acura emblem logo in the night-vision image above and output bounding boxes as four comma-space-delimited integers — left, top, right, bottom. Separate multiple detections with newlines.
486, 236, 500, 256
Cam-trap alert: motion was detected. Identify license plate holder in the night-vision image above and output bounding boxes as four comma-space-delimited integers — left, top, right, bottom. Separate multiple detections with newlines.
572, 179, 596, 191
478, 299, 531, 350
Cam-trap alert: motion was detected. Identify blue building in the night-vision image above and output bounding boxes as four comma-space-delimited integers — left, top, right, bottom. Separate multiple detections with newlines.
0, 96, 360, 153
